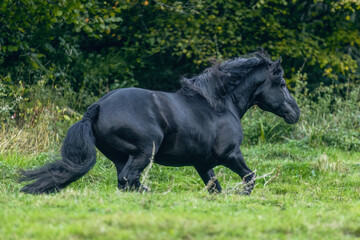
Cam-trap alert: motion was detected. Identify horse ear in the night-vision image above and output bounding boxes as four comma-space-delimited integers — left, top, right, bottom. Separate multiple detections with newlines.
271, 57, 282, 72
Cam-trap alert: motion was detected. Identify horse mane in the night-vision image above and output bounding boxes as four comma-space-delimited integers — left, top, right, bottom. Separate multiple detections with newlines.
179, 51, 273, 110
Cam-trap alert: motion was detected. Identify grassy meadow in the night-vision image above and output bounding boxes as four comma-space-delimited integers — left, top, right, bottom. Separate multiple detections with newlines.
1, 1, 360, 238
1, 142, 360, 240
0, 78, 359, 239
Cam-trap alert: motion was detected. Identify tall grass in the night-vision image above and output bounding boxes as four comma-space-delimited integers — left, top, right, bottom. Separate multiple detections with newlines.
1, 73, 359, 155
0, 104, 81, 154
0, 76, 83, 154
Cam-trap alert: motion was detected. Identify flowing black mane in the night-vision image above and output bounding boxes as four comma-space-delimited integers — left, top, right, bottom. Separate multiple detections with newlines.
179, 51, 273, 110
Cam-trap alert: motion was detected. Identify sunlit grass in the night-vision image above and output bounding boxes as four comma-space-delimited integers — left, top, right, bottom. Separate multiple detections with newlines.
1, 142, 360, 239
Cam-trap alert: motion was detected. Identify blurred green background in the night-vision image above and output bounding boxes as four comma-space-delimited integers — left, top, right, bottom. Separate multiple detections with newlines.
0, 0, 359, 152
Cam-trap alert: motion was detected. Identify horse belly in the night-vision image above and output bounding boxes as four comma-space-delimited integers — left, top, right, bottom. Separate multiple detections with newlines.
154, 152, 208, 167
154, 132, 214, 167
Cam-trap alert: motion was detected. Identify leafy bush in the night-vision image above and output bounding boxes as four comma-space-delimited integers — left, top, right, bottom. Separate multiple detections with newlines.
1, 0, 359, 153
1, 0, 359, 97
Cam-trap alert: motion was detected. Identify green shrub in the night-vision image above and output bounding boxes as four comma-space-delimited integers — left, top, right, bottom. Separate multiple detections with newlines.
0, 74, 83, 153
1, 1, 359, 97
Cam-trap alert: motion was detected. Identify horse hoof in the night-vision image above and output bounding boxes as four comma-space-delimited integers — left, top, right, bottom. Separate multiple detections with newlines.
117, 183, 149, 192
240, 190, 252, 196
138, 185, 150, 193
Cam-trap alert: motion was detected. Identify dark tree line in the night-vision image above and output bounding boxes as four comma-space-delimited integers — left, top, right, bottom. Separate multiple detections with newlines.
0, 0, 359, 109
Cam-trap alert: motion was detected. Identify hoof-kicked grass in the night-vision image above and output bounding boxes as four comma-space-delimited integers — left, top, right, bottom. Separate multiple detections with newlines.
1, 142, 360, 239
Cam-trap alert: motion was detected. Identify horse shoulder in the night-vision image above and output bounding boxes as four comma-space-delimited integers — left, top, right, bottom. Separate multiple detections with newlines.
212, 113, 243, 159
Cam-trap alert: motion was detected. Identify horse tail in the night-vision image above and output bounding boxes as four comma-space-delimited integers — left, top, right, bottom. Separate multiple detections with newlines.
19, 104, 100, 194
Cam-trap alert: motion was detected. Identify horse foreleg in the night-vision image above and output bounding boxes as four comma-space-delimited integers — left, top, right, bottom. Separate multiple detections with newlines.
222, 148, 256, 195
195, 167, 222, 193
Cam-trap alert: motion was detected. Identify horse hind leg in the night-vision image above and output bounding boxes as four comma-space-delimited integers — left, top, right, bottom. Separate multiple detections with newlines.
96, 143, 130, 189
112, 156, 128, 189
117, 152, 155, 192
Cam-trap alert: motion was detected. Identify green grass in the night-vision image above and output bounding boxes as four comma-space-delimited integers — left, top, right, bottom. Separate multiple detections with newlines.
1, 142, 360, 239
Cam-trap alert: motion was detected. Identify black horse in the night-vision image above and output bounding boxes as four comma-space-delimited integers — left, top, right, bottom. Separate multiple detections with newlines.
20, 52, 300, 194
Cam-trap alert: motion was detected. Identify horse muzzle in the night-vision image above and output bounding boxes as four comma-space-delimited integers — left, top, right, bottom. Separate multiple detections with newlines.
281, 101, 300, 124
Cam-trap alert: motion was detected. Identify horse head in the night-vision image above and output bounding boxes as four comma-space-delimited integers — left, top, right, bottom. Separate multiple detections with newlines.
254, 57, 300, 124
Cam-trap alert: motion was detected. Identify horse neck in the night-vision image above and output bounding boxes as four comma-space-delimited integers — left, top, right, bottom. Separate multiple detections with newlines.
229, 70, 266, 118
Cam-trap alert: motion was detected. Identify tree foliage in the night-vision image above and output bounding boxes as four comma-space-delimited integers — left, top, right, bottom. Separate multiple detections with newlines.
0, 0, 359, 107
